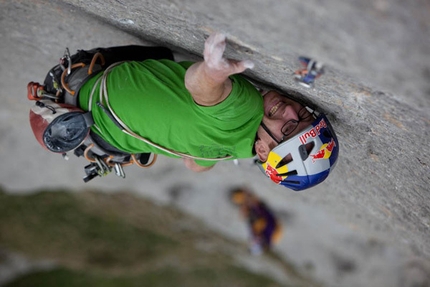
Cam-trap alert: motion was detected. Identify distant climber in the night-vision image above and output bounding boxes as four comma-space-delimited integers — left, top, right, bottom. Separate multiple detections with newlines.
230, 186, 283, 255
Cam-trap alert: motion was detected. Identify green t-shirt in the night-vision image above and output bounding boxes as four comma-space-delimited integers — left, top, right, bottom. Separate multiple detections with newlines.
78, 59, 263, 166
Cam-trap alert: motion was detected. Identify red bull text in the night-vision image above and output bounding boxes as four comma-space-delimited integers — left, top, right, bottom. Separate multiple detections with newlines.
299, 118, 327, 144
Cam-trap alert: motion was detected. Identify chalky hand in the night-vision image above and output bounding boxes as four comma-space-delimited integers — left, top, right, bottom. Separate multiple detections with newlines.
203, 33, 254, 78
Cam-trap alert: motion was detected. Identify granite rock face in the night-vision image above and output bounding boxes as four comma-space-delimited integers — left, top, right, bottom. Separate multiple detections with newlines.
1, 0, 429, 286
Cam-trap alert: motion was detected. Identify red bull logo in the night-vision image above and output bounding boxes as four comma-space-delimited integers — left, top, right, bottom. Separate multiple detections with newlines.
265, 164, 283, 184
299, 118, 327, 144
310, 138, 336, 163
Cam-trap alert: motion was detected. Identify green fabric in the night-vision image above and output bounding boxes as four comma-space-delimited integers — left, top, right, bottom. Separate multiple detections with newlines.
78, 59, 263, 167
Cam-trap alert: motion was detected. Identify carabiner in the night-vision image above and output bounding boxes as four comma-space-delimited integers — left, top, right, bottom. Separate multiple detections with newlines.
60, 48, 72, 75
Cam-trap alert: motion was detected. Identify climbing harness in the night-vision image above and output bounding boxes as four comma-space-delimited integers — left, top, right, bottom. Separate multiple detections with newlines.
28, 48, 157, 182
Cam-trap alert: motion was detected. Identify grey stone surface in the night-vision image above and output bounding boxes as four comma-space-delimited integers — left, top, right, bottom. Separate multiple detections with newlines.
1, 0, 429, 286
